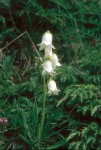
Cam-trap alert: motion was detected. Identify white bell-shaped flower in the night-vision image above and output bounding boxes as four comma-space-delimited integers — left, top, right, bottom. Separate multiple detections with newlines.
42, 31, 52, 45
48, 79, 60, 95
42, 60, 54, 75
38, 31, 55, 50
49, 53, 61, 69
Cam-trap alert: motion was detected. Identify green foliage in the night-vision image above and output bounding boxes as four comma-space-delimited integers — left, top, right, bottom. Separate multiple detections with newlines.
0, 0, 101, 149
66, 122, 101, 150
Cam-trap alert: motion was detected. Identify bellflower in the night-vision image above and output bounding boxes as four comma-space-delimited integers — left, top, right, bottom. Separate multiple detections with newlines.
49, 53, 61, 69
48, 79, 60, 95
38, 31, 55, 50
45, 46, 52, 57
38, 31, 61, 96
42, 60, 54, 75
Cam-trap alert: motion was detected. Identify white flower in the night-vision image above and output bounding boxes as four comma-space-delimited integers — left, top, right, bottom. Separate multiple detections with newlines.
38, 31, 55, 50
49, 53, 61, 69
45, 46, 52, 57
42, 31, 52, 45
48, 79, 60, 95
42, 60, 54, 75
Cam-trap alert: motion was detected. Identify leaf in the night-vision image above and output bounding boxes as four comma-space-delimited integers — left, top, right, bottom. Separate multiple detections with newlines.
47, 140, 66, 150
32, 100, 38, 128
56, 97, 66, 107
19, 134, 29, 144
66, 132, 80, 141
91, 106, 98, 116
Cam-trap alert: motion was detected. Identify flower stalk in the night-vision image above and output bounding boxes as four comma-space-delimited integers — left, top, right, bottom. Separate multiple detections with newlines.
38, 31, 61, 141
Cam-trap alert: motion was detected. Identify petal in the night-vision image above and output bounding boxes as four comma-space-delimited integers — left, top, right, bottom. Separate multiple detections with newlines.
42, 70, 46, 75
48, 80, 60, 95
43, 60, 53, 72
42, 31, 52, 45
54, 89, 60, 95
38, 31, 55, 51
48, 80, 57, 91
38, 43, 46, 50
57, 62, 61, 66
49, 53, 61, 68
45, 46, 52, 57
52, 45, 55, 49
48, 90, 53, 96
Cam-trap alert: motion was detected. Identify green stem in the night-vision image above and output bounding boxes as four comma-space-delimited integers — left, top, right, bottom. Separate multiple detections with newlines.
40, 76, 47, 138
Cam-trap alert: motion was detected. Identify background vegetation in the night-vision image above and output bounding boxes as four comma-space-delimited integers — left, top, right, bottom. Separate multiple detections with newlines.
0, 0, 101, 149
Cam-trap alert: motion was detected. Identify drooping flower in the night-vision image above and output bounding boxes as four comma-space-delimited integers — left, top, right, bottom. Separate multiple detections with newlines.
42, 60, 54, 75
49, 53, 61, 69
38, 31, 61, 96
47, 79, 60, 95
38, 31, 55, 50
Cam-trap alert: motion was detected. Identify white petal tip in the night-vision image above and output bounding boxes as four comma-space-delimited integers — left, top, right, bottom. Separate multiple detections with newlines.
52, 45, 55, 49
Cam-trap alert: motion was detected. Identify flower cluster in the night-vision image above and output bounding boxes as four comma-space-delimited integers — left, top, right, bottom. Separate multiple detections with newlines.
0, 118, 8, 125
38, 31, 61, 95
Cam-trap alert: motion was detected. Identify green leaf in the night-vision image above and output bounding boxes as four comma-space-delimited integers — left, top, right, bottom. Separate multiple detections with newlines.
47, 140, 66, 150
32, 100, 38, 128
